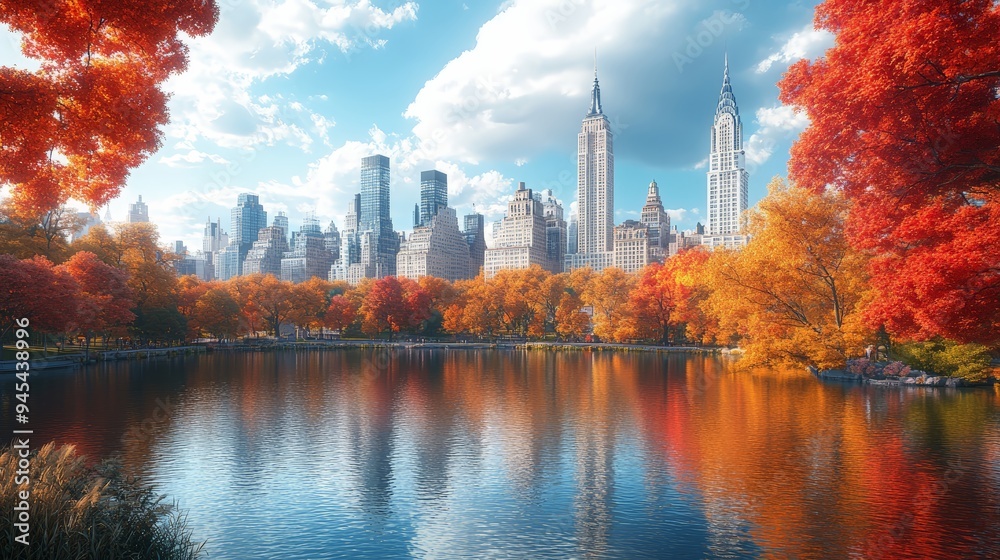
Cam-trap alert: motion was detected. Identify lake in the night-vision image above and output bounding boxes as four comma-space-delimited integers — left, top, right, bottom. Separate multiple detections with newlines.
3, 350, 1000, 558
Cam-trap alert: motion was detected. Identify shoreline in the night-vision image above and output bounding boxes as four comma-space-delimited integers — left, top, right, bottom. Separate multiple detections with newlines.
811, 366, 996, 389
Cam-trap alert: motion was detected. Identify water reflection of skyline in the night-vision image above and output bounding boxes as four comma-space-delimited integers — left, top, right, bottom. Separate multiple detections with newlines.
4, 351, 999, 559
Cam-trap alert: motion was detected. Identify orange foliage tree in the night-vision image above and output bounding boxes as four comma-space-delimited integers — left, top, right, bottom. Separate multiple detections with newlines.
583, 267, 635, 342
779, 0, 1000, 347
0, 0, 219, 217
193, 286, 241, 340
630, 248, 711, 345
703, 178, 870, 369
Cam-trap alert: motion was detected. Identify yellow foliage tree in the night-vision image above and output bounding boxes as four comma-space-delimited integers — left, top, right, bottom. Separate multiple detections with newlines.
704, 177, 871, 369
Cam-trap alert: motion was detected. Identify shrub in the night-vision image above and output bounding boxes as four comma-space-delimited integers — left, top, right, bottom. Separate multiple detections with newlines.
894, 339, 993, 383
0, 443, 202, 559
881, 361, 912, 377
846, 358, 878, 376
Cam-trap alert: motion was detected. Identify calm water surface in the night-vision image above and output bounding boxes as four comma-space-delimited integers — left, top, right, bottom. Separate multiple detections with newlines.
3, 350, 1000, 558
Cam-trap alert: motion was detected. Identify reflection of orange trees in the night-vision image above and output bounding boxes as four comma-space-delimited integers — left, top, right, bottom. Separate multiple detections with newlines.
636, 360, 999, 558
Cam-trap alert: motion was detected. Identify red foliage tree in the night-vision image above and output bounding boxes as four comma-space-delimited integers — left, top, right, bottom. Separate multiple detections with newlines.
58, 251, 135, 345
0, 0, 219, 216
779, 0, 1000, 346
0, 254, 79, 336
324, 295, 358, 334
360, 277, 412, 339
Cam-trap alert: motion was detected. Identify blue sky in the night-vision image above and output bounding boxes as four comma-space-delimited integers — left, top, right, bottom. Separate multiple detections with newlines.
2, 0, 832, 252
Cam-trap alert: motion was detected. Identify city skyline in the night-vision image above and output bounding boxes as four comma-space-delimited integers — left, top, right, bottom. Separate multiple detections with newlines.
0, 1, 828, 253
149, 55, 738, 283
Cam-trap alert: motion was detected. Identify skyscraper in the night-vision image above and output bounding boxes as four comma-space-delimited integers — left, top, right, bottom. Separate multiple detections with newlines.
705, 55, 749, 247
534, 189, 567, 273
243, 226, 290, 277
272, 211, 289, 246
127, 195, 149, 223
281, 216, 333, 283
359, 154, 398, 278
464, 212, 487, 278
484, 182, 548, 278
230, 193, 268, 276
567, 57, 615, 271
397, 207, 470, 282
418, 170, 448, 227
640, 180, 670, 260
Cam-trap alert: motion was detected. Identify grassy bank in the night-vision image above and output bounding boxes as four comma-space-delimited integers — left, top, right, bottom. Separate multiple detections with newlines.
0, 443, 202, 559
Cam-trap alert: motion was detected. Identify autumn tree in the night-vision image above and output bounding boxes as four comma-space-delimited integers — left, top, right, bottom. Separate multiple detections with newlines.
254, 274, 296, 337
324, 295, 358, 334
59, 251, 135, 350
779, 0, 1000, 347
226, 275, 265, 336
289, 277, 335, 335
630, 249, 712, 345
583, 267, 635, 342
193, 287, 241, 341
359, 276, 411, 339
0, 203, 86, 261
703, 178, 870, 369
0, 0, 219, 217
0, 255, 79, 340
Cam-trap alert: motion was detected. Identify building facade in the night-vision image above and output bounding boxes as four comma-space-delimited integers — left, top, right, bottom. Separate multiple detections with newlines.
534, 189, 567, 273
281, 217, 333, 284
613, 220, 652, 273
397, 207, 471, 282
484, 182, 548, 277
243, 226, 290, 277
640, 180, 670, 261
464, 212, 487, 278
567, 63, 614, 272
705, 56, 750, 245
359, 154, 398, 278
230, 193, 268, 276
418, 170, 448, 227
127, 195, 149, 223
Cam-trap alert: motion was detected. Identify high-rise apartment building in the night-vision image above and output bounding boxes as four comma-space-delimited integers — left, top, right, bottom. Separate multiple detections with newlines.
127, 195, 149, 223
397, 207, 470, 282
281, 217, 333, 283
272, 211, 289, 245
484, 182, 548, 278
534, 189, 567, 273
202, 217, 228, 280
418, 170, 448, 227
567, 62, 614, 271
230, 193, 268, 276
640, 180, 670, 261
705, 56, 749, 247
464, 212, 487, 278
359, 154, 398, 278
244, 226, 290, 277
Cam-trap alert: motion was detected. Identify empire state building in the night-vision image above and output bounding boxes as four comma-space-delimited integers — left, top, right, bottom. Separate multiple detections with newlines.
566, 59, 615, 271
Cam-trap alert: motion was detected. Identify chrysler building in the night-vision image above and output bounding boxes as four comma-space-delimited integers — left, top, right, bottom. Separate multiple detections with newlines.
705, 55, 749, 248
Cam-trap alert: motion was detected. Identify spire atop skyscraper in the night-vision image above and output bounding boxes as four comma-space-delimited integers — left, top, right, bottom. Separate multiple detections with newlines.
588, 48, 603, 117
717, 53, 738, 117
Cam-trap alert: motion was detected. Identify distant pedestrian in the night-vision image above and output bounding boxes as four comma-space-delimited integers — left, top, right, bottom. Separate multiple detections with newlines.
865, 345, 874, 360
